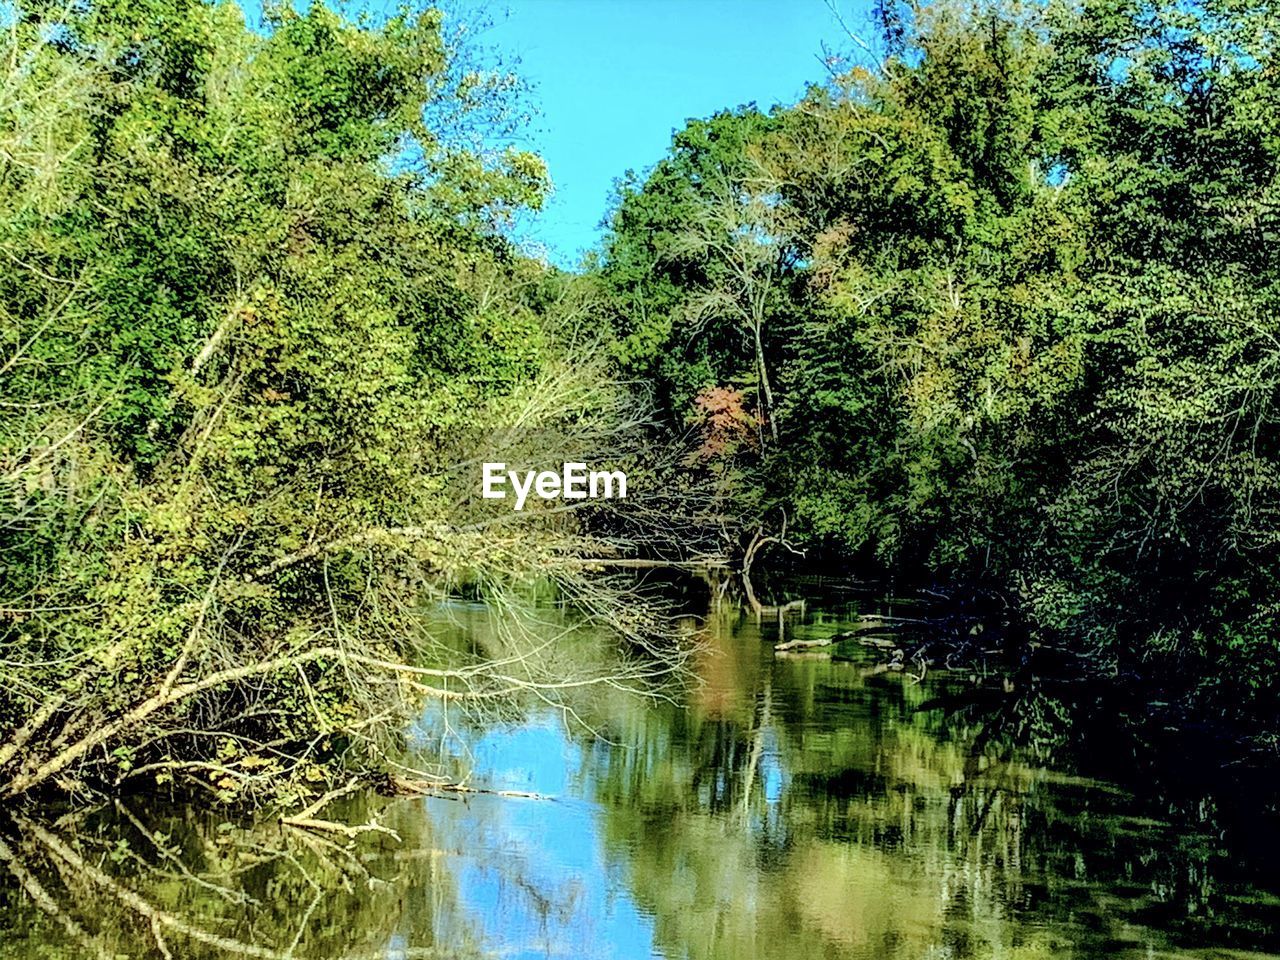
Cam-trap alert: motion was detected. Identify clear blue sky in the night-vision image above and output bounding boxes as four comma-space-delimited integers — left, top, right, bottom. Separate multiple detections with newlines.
477, 0, 874, 266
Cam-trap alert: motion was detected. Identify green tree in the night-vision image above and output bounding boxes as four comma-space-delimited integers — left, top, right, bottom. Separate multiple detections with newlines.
0, 0, 671, 806
597, 0, 1280, 729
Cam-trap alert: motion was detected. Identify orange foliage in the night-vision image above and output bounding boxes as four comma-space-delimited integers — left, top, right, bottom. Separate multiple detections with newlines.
690, 386, 761, 461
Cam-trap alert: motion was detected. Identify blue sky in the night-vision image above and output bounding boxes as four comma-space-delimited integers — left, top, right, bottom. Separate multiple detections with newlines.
476, 0, 874, 266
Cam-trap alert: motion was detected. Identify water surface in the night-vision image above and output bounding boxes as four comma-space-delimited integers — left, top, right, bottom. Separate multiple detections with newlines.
2, 597, 1278, 959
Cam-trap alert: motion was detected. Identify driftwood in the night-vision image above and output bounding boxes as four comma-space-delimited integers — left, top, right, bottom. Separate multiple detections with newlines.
389, 776, 551, 801
852, 635, 899, 650
773, 630, 900, 654
774, 636, 834, 652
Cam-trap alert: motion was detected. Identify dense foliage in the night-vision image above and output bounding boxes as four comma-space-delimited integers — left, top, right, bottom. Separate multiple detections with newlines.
5, 0, 1280, 808
0, 0, 665, 805
596, 0, 1280, 731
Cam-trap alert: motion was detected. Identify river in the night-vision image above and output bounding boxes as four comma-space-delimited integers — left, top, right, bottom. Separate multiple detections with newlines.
2, 593, 1278, 959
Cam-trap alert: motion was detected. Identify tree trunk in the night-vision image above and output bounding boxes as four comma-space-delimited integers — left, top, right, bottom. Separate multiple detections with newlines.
752, 322, 778, 442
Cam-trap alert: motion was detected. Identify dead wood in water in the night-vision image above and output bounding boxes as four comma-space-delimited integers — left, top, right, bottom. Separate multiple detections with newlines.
773, 624, 902, 654
389, 776, 553, 801
774, 636, 834, 652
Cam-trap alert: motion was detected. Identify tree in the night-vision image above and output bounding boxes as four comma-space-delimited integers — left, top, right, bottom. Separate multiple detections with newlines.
670, 175, 797, 443
593, 0, 1280, 729
0, 0, 684, 807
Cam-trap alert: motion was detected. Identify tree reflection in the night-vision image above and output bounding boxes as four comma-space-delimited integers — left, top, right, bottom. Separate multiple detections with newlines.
0, 794, 506, 960
578, 605, 1280, 960
4, 599, 1280, 960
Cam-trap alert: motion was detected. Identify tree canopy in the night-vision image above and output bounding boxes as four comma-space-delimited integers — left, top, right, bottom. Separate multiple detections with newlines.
595, 0, 1280, 728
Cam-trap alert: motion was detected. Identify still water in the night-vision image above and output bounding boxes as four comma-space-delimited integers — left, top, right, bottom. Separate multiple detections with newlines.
2, 597, 1279, 959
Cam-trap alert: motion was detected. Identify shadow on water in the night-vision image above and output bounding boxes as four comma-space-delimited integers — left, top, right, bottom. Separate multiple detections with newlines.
2, 594, 1280, 959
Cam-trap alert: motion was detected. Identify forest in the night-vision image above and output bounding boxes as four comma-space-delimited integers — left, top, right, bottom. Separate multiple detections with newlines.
596, 0, 1280, 739
3, 0, 1280, 955
3, 0, 1280, 806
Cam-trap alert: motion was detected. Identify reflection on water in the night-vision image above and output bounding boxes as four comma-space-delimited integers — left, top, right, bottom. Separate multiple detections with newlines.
3, 598, 1280, 959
